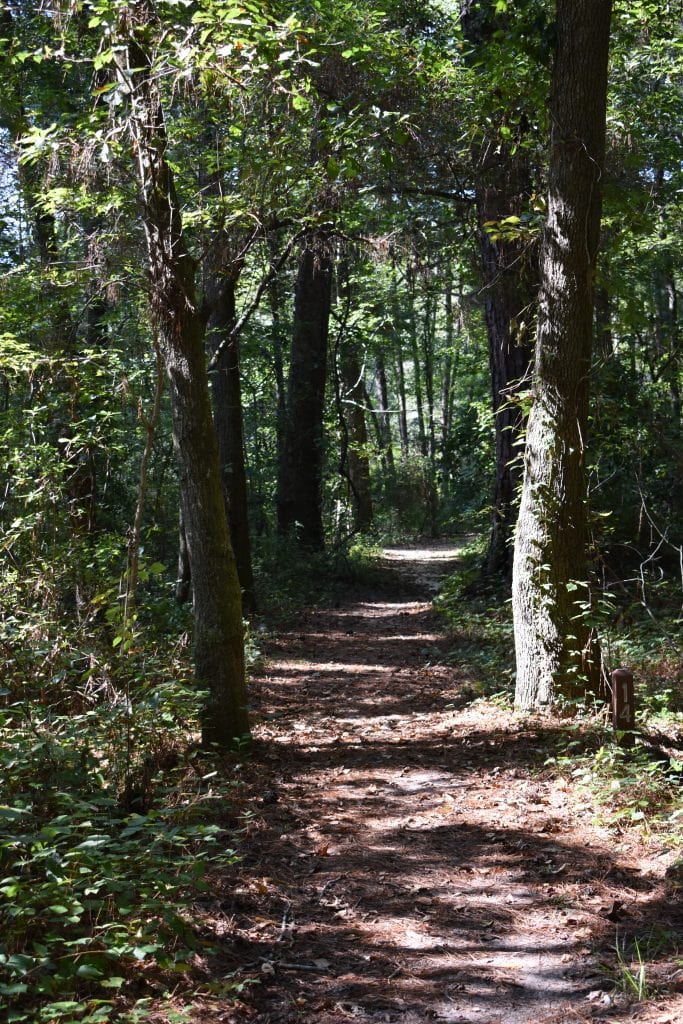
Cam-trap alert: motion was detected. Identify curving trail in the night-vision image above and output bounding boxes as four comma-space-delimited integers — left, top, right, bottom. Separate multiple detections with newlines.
203, 543, 682, 1024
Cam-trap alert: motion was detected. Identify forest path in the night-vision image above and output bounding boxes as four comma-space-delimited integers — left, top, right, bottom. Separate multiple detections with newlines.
210, 542, 682, 1024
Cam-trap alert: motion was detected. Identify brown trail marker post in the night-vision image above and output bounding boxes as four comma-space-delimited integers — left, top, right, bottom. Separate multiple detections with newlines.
611, 667, 635, 746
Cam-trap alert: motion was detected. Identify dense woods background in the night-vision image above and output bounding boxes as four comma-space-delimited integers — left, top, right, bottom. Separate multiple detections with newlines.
0, 0, 681, 1019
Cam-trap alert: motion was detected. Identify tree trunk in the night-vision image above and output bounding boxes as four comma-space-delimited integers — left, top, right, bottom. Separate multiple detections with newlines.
461, 0, 536, 579
512, 0, 613, 709
268, 237, 289, 494
422, 291, 439, 536
390, 264, 410, 454
340, 347, 373, 532
595, 284, 613, 360
118, 17, 248, 745
373, 353, 395, 472
407, 275, 428, 458
277, 232, 333, 548
441, 279, 455, 463
205, 266, 256, 617
395, 342, 410, 454
653, 267, 681, 429
478, 190, 534, 577
176, 506, 192, 605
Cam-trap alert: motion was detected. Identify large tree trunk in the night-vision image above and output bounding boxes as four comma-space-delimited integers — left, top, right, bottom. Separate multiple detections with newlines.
119, 17, 248, 745
512, 0, 613, 709
277, 232, 333, 548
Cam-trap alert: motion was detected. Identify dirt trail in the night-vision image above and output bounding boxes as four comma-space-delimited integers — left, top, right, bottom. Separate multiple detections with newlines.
209, 543, 682, 1024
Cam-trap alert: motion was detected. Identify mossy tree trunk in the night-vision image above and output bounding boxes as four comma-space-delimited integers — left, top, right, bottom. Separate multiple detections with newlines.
512, 0, 613, 709
205, 262, 256, 618
119, 14, 249, 745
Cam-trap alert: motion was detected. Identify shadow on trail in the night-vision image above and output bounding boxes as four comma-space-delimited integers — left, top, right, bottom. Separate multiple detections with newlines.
213, 544, 682, 1024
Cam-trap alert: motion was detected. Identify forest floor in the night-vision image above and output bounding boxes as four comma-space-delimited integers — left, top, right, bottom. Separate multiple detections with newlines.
189, 541, 683, 1024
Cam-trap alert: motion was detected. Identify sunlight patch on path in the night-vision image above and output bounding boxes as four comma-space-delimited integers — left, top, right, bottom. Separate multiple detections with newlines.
322, 600, 432, 616
383, 545, 464, 563
268, 659, 395, 674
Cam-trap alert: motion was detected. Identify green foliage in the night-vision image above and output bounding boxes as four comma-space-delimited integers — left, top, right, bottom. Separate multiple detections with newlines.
0, 687, 243, 1022
0, 1, 681, 1012
560, 740, 682, 833
437, 534, 682, 840
434, 536, 514, 692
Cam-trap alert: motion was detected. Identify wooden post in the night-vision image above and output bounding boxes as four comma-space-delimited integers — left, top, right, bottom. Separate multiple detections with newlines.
611, 668, 635, 746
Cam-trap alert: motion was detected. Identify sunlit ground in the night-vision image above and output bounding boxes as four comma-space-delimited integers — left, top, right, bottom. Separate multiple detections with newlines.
329, 601, 430, 617
383, 545, 463, 562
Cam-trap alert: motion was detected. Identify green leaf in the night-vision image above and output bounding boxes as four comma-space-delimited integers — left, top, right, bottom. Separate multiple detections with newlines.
93, 49, 114, 70
39, 1002, 82, 1013
132, 945, 157, 961
0, 806, 30, 819
76, 964, 104, 980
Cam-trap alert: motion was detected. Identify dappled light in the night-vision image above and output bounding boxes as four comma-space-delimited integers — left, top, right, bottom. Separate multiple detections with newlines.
2, 2, 681, 1020
204, 545, 683, 1024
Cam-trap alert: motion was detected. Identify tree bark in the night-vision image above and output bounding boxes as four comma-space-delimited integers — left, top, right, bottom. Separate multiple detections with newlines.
407, 273, 428, 459
461, 0, 536, 579
477, 182, 535, 577
268, 235, 289, 492
205, 264, 256, 617
277, 232, 333, 548
118, 15, 248, 745
340, 346, 374, 532
373, 353, 395, 473
512, 0, 613, 709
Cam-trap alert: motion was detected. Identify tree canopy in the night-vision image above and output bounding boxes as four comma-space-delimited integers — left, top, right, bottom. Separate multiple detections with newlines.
0, 0, 681, 1018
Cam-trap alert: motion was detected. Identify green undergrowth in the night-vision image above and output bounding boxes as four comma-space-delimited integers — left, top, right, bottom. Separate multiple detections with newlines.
0, 561, 250, 1023
542, 722, 682, 839
435, 535, 682, 841
0, 694, 246, 1023
252, 533, 386, 623
433, 535, 515, 697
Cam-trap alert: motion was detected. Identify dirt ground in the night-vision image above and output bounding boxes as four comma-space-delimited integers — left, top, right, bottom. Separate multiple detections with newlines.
193, 543, 683, 1024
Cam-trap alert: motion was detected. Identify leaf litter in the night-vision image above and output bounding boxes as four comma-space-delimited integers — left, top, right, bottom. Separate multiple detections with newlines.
183, 543, 683, 1024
